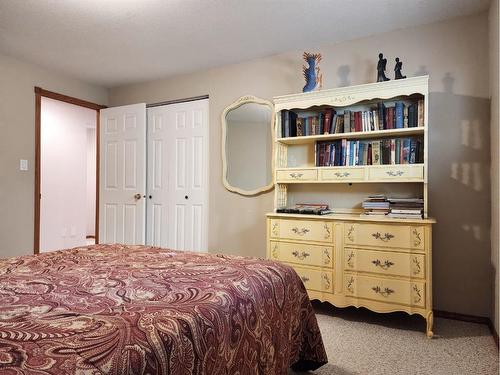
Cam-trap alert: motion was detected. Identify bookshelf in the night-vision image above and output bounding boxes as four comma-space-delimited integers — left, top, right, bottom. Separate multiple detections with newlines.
274, 76, 430, 218
266, 76, 436, 337
277, 126, 424, 145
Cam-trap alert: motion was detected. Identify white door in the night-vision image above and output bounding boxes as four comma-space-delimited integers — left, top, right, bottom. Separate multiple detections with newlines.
99, 103, 146, 245
147, 99, 209, 252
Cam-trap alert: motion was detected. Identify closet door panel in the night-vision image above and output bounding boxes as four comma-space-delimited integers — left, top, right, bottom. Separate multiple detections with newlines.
147, 99, 209, 252
100, 103, 146, 245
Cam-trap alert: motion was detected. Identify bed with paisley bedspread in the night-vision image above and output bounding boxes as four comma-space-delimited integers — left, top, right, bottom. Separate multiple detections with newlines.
0, 244, 327, 374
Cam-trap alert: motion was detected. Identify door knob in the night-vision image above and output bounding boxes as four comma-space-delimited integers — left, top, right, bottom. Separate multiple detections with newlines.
134, 193, 142, 200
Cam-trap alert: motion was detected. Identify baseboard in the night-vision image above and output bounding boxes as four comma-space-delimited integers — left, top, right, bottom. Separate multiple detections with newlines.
487, 319, 499, 348
435, 310, 498, 348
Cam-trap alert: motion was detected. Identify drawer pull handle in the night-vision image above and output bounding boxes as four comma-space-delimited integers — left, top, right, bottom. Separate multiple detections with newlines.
413, 284, 422, 304
323, 249, 332, 265
334, 172, 350, 178
372, 232, 394, 242
372, 286, 394, 297
386, 170, 404, 177
301, 276, 310, 283
347, 226, 355, 242
292, 227, 310, 236
292, 250, 310, 260
346, 251, 355, 268
372, 259, 395, 270
322, 273, 331, 290
289, 172, 304, 179
346, 276, 355, 294
412, 228, 422, 247
271, 222, 279, 236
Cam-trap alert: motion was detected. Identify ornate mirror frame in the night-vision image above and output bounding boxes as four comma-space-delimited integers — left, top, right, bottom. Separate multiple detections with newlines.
221, 95, 275, 196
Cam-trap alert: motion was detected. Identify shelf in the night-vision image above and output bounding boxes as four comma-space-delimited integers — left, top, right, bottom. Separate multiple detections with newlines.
266, 212, 436, 224
275, 164, 424, 184
276, 127, 424, 145
273, 76, 429, 111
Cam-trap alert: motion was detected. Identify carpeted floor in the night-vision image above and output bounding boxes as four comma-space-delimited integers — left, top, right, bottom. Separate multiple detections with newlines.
291, 302, 499, 375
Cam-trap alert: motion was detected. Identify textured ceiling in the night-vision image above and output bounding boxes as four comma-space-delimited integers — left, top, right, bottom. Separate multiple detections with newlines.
0, 0, 490, 88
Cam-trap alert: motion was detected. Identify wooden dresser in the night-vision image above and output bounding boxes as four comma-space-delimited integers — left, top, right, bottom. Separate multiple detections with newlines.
266, 77, 436, 337
267, 213, 435, 337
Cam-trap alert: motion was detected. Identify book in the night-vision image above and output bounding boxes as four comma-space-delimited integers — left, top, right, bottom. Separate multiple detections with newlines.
378, 102, 386, 130
395, 139, 401, 164
372, 140, 381, 165
283, 111, 289, 137
296, 117, 304, 136
391, 209, 423, 214
390, 139, 396, 164
408, 103, 416, 128
386, 107, 395, 129
361, 195, 390, 216
344, 110, 351, 133
404, 104, 409, 128
410, 138, 418, 164
395, 102, 404, 129
417, 99, 424, 127
311, 116, 318, 135
324, 109, 333, 134
276, 204, 333, 215
289, 111, 297, 137
402, 138, 411, 164
281, 111, 285, 137
387, 213, 422, 219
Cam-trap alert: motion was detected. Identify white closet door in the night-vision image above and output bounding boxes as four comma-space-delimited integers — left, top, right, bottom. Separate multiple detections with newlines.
99, 103, 146, 245
147, 99, 209, 252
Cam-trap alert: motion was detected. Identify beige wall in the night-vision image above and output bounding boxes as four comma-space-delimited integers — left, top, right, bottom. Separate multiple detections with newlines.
0, 53, 108, 258
489, 0, 499, 333
110, 13, 492, 317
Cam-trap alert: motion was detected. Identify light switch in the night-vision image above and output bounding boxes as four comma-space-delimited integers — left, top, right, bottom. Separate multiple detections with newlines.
20, 159, 28, 171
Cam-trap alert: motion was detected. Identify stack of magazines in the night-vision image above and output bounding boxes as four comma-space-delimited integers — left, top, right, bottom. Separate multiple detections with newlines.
361, 195, 390, 216
387, 198, 424, 219
276, 204, 333, 215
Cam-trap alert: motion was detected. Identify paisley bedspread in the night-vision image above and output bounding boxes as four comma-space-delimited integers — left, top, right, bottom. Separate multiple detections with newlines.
0, 244, 327, 374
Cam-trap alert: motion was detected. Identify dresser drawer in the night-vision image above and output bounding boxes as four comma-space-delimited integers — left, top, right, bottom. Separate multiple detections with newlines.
276, 169, 318, 182
274, 219, 333, 243
321, 167, 365, 181
344, 248, 425, 279
270, 241, 333, 268
294, 265, 333, 293
344, 223, 425, 250
344, 274, 425, 307
368, 164, 423, 181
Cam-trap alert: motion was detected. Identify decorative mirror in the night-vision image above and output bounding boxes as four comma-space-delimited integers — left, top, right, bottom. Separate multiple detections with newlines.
222, 95, 275, 195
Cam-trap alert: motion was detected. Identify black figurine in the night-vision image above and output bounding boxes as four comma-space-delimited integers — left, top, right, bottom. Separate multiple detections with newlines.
394, 57, 406, 80
377, 53, 390, 82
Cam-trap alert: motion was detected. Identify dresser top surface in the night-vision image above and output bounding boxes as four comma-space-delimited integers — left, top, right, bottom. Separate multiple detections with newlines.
266, 212, 436, 224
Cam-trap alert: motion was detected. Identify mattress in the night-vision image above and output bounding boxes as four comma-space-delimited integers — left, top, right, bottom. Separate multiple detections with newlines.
0, 244, 327, 374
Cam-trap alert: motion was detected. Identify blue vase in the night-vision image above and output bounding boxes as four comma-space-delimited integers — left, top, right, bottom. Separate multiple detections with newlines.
302, 53, 321, 92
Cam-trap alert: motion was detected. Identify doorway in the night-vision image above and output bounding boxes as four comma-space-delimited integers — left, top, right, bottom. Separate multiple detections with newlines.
34, 87, 106, 254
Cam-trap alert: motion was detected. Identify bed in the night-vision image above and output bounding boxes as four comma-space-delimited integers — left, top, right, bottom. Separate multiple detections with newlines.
0, 244, 327, 374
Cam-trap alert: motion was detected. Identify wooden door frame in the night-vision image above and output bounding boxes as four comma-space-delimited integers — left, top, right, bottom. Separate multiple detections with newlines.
34, 87, 107, 254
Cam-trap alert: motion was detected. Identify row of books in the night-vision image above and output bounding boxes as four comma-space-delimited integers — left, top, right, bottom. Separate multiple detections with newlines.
276, 204, 333, 215
280, 100, 424, 138
315, 137, 424, 167
361, 195, 424, 218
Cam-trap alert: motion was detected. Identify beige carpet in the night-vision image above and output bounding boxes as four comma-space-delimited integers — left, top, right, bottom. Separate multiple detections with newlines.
291, 302, 499, 375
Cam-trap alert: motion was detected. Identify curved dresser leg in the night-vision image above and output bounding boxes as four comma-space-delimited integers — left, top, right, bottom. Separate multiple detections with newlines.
426, 310, 434, 338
